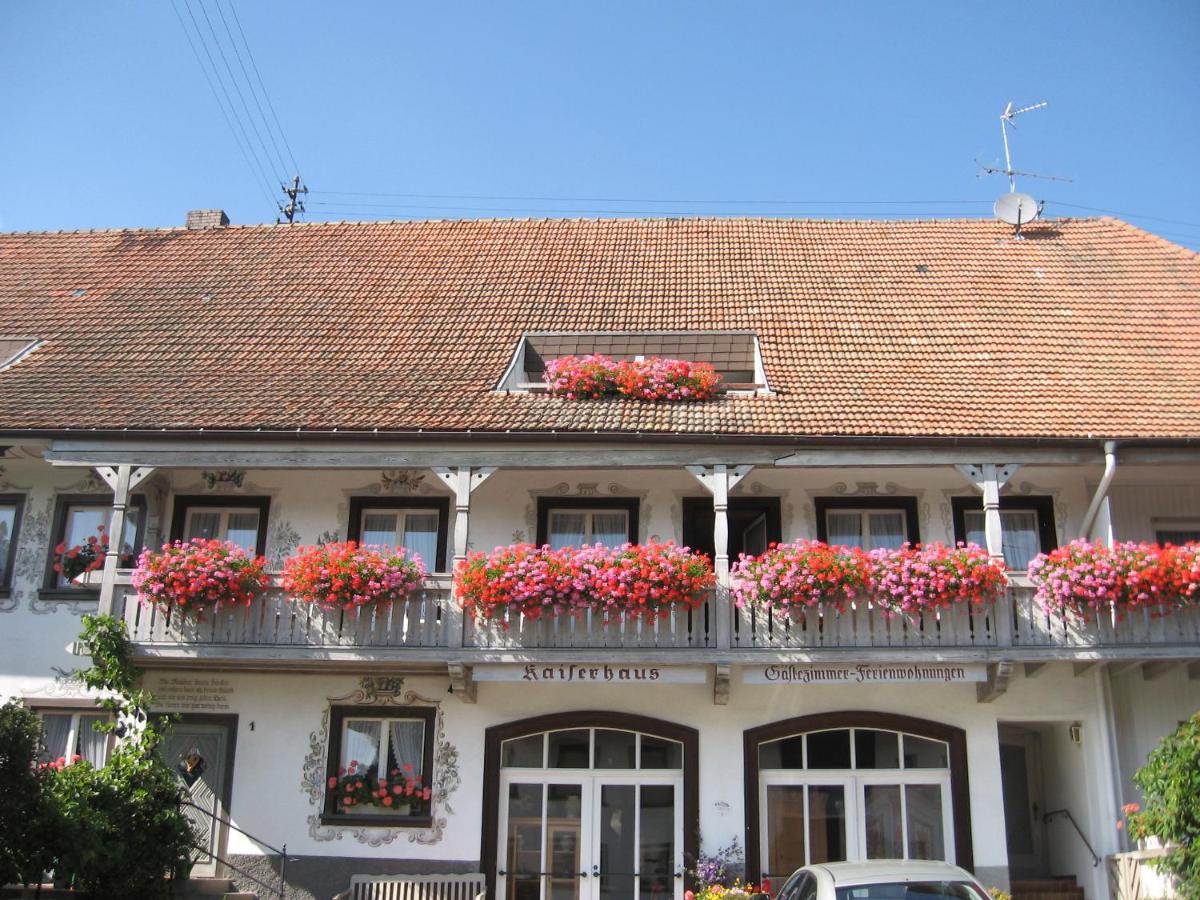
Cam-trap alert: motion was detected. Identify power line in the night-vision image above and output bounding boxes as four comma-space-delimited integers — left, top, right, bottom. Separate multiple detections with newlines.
170, 0, 277, 212
192, 0, 286, 190
227, 1, 302, 178
214, 0, 290, 180
305, 207, 998, 220
1045, 201, 1200, 230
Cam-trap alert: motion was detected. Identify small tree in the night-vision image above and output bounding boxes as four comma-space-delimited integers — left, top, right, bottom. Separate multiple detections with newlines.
41, 615, 195, 899
0, 700, 54, 886
1129, 711, 1200, 898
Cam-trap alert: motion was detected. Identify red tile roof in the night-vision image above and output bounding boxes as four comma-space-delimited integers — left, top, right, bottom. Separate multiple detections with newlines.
0, 216, 1197, 441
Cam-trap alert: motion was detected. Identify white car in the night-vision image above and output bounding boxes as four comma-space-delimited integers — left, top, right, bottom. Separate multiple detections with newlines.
772, 860, 990, 900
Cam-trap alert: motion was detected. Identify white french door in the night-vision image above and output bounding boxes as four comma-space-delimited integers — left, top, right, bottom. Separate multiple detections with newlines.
498, 773, 683, 900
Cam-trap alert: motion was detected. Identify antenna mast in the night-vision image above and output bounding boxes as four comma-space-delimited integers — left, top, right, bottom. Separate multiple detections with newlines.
278, 175, 308, 224
978, 100, 1071, 191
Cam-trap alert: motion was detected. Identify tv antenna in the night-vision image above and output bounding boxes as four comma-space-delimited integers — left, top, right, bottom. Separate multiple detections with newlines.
977, 101, 1071, 237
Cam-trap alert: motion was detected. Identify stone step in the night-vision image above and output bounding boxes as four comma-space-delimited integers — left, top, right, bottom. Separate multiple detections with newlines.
174, 877, 238, 896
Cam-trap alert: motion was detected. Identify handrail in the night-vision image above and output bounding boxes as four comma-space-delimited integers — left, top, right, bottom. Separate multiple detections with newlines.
1043, 808, 1101, 867
181, 799, 288, 898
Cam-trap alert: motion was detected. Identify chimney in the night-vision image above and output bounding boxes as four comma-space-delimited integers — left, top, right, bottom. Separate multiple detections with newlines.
186, 209, 230, 229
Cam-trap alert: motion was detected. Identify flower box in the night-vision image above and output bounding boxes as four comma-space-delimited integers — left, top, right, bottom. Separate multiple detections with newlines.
1027, 539, 1200, 617
133, 538, 268, 616
544, 354, 721, 401
731, 541, 1005, 614
455, 541, 715, 622
54, 524, 136, 586
282, 541, 425, 611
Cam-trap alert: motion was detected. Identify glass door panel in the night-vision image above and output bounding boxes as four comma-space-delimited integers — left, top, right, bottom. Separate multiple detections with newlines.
504, 782, 545, 900
547, 784, 584, 900
863, 785, 903, 858
597, 784, 636, 900
808, 784, 848, 863
590, 778, 682, 900
638, 785, 675, 896
905, 784, 946, 860
765, 785, 807, 883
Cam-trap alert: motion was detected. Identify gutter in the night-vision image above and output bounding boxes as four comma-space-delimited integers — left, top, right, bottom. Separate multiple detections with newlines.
1079, 440, 1119, 540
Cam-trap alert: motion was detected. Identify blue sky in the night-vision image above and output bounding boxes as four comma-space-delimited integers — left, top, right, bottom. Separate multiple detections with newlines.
1, 1, 1197, 249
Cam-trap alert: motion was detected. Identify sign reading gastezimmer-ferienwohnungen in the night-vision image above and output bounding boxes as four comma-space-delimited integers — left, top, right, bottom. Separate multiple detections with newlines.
743, 663, 987, 685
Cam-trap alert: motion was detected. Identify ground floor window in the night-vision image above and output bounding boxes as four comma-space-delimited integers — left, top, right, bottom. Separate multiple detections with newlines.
745, 713, 971, 884
323, 705, 436, 825
484, 713, 697, 900
38, 709, 110, 766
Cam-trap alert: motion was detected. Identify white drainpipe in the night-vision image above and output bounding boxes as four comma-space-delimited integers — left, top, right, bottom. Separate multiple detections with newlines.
1079, 441, 1118, 541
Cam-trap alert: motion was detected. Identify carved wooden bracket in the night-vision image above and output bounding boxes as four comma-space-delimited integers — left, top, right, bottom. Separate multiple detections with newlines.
713, 664, 731, 706
976, 661, 1013, 703
448, 662, 476, 703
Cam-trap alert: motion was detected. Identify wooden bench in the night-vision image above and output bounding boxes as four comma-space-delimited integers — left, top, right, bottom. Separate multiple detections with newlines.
332, 873, 487, 900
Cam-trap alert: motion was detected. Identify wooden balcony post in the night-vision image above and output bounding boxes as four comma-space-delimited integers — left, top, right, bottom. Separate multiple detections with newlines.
686, 464, 753, 650
954, 463, 1020, 567
433, 466, 496, 649
93, 464, 155, 617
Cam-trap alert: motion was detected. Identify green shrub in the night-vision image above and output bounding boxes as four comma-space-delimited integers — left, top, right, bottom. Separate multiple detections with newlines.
1130, 711, 1200, 898
0, 700, 55, 886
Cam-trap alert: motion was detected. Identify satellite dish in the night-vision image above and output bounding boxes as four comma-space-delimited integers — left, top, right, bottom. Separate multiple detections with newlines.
994, 192, 1041, 226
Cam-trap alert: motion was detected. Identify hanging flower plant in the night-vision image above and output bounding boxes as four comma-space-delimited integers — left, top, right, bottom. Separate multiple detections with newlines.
731, 540, 870, 612
53, 524, 137, 584
864, 542, 1007, 614
455, 541, 714, 622
327, 760, 432, 813
132, 538, 268, 616
1028, 539, 1200, 617
282, 541, 425, 610
544, 355, 721, 401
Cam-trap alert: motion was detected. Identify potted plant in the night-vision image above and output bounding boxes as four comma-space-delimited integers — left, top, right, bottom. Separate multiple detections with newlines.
132, 538, 268, 618
53, 524, 136, 587
282, 541, 425, 611
544, 354, 722, 401
731, 540, 870, 613
865, 542, 1007, 615
326, 760, 432, 817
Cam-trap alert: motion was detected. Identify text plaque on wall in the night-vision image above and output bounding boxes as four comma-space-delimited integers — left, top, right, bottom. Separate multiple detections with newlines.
743, 663, 987, 685
474, 663, 708, 684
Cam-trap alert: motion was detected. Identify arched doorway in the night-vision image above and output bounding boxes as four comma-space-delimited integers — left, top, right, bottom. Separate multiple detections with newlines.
744, 711, 972, 884
482, 712, 698, 900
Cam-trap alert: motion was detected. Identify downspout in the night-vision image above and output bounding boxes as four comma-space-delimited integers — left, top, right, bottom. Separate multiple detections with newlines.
1079, 441, 1118, 540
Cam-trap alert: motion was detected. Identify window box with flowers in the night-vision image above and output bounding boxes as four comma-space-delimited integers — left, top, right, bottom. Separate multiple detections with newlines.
544, 354, 721, 401
731, 541, 1006, 615
1027, 539, 1200, 618
132, 538, 269, 620
323, 706, 436, 826
455, 541, 715, 623
282, 541, 426, 611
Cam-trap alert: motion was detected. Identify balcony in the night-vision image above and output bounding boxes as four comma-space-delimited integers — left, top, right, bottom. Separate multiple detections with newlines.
111, 574, 1200, 668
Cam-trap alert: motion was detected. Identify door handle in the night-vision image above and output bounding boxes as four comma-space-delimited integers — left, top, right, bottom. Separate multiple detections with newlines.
498, 869, 507, 876
579, 871, 589, 878
592, 864, 600, 876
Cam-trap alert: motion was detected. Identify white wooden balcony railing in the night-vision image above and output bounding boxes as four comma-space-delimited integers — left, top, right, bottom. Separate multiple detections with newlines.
110, 574, 1200, 660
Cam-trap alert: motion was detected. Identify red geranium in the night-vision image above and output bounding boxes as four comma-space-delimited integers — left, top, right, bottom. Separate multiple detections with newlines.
133, 538, 268, 616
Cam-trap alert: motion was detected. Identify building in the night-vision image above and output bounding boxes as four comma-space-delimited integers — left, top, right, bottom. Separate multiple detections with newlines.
0, 214, 1197, 900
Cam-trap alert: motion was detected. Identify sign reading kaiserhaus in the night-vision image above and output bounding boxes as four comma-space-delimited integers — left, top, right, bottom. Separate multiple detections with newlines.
473, 664, 707, 684
744, 663, 987, 685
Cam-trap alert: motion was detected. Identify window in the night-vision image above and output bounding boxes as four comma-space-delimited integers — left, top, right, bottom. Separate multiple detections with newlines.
744, 713, 971, 884
323, 706, 436, 825
0, 494, 24, 591
1154, 520, 1200, 545
816, 497, 920, 551
348, 497, 450, 572
171, 495, 270, 556
536, 497, 639, 549
951, 496, 1056, 571
45, 494, 146, 590
38, 710, 111, 766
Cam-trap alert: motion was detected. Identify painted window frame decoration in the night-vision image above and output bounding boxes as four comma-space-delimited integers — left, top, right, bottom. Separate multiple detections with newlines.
170, 494, 271, 557
815, 497, 920, 551
322, 705, 437, 827
347, 496, 451, 573
535, 496, 639, 548
0, 493, 25, 593
951, 494, 1057, 572
743, 712, 972, 884
43, 493, 148, 593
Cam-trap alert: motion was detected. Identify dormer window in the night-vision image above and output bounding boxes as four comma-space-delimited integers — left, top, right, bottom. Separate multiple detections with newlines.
497, 331, 769, 394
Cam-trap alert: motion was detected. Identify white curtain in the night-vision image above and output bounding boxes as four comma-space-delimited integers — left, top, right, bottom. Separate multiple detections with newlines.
361, 512, 398, 546
342, 719, 382, 774
402, 514, 439, 569
965, 509, 1041, 570
827, 512, 863, 548
590, 512, 628, 547
42, 714, 72, 761
548, 512, 586, 550
868, 512, 907, 550
225, 512, 260, 551
78, 714, 108, 765
388, 720, 425, 777
185, 511, 222, 542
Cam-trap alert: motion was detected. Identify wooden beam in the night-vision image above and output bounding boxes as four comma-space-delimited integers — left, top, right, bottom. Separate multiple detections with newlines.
1073, 660, 1103, 677
1023, 662, 1049, 678
1107, 660, 1144, 677
713, 664, 731, 706
977, 661, 1014, 703
1188, 661, 1200, 681
447, 663, 476, 703
1141, 661, 1179, 681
